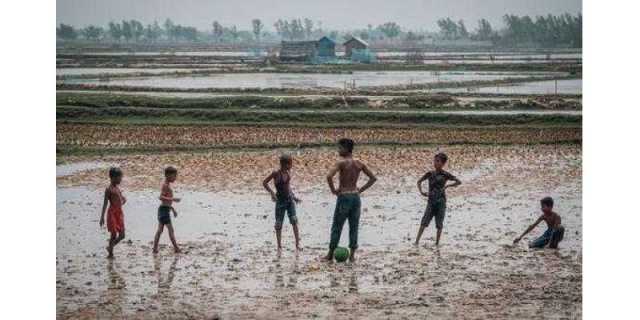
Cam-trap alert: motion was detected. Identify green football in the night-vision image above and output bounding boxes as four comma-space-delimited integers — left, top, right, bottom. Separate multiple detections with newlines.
333, 247, 350, 262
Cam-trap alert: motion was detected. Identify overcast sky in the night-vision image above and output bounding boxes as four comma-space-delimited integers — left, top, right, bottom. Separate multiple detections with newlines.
57, 0, 581, 31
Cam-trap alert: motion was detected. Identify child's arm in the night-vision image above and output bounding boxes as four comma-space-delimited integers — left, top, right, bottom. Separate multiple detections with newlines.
445, 175, 462, 189
357, 162, 377, 194
417, 172, 430, 196
514, 216, 544, 244
99, 188, 109, 227
159, 184, 180, 202
326, 162, 341, 195
171, 206, 178, 218
262, 171, 277, 201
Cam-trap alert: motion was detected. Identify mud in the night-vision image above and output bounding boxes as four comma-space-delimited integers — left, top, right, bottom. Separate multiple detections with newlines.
57, 145, 581, 319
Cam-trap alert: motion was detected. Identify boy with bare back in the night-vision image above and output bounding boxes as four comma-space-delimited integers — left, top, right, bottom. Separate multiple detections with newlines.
262, 154, 303, 252
513, 197, 565, 249
99, 167, 127, 259
323, 138, 377, 262
152, 166, 181, 254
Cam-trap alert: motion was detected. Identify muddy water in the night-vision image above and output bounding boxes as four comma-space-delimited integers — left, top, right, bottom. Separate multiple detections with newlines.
440, 79, 582, 95
67, 71, 562, 90
57, 145, 581, 319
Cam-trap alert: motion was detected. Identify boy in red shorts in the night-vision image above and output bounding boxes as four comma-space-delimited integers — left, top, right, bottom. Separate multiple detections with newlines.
99, 167, 127, 259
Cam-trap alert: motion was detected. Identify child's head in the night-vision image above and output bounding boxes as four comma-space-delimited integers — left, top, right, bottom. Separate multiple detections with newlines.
540, 197, 554, 214
279, 154, 293, 170
433, 152, 448, 170
109, 167, 123, 184
164, 166, 178, 182
338, 138, 354, 157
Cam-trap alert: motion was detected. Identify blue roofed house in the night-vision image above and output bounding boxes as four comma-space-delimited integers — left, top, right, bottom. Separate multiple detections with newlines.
317, 36, 336, 58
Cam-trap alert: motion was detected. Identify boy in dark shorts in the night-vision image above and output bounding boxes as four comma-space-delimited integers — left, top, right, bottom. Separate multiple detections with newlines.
514, 197, 565, 249
152, 166, 181, 254
262, 154, 303, 252
99, 167, 127, 259
414, 152, 461, 246
322, 138, 377, 263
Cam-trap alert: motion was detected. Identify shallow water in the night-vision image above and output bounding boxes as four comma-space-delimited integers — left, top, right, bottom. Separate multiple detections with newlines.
440, 79, 582, 95
57, 145, 581, 319
67, 71, 563, 90
56, 68, 216, 76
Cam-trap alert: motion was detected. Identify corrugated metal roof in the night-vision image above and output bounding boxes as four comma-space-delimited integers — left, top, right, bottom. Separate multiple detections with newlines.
343, 36, 369, 47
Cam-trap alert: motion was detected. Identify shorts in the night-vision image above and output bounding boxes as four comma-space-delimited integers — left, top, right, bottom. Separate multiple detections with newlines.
421, 199, 446, 229
529, 226, 565, 249
274, 198, 297, 229
158, 205, 172, 225
107, 206, 125, 234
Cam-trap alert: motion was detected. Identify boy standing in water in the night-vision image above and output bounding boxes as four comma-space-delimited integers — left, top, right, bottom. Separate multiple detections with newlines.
514, 197, 565, 249
323, 138, 377, 262
262, 154, 303, 252
152, 166, 181, 254
99, 167, 127, 259
414, 153, 461, 246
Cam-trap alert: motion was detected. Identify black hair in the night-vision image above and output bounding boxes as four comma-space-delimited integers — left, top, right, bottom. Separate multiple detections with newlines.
338, 138, 354, 153
434, 152, 448, 163
109, 167, 123, 178
279, 154, 293, 166
164, 166, 178, 176
540, 197, 554, 208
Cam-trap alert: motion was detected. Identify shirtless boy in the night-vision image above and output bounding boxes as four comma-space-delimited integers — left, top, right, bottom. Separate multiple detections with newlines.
152, 166, 181, 254
99, 167, 127, 259
514, 197, 565, 249
323, 138, 377, 262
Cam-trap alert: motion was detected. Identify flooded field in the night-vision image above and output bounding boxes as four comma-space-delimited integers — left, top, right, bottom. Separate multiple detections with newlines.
56, 145, 581, 319
56, 68, 217, 76
67, 71, 563, 90
440, 79, 582, 95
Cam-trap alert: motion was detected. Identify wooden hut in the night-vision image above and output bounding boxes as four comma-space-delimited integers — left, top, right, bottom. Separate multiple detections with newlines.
317, 36, 336, 57
279, 41, 318, 62
343, 36, 369, 58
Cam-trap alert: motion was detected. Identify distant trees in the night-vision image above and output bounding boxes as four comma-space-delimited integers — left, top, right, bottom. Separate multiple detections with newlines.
56, 23, 78, 40
252, 19, 263, 41
56, 12, 581, 48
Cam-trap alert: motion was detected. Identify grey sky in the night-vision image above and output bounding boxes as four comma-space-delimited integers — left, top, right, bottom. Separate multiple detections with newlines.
57, 0, 581, 31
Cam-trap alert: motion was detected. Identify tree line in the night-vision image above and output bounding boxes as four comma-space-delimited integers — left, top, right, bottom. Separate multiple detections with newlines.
57, 13, 581, 48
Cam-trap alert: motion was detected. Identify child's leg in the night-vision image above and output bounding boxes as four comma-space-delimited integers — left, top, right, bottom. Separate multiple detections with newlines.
152, 224, 164, 253
324, 196, 348, 261
274, 201, 286, 251
416, 204, 434, 245
275, 227, 283, 250
347, 196, 361, 262
288, 202, 302, 250
549, 226, 565, 249
529, 229, 553, 248
434, 204, 445, 246
435, 228, 443, 246
113, 229, 126, 247
107, 232, 117, 257
166, 224, 181, 253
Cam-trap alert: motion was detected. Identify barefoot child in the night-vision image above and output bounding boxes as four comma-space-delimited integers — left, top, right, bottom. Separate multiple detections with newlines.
152, 166, 181, 254
99, 167, 127, 259
514, 197, 565, 249
262, 154, 303, 252
414, 152, 461, 246
323, 138, 377, 262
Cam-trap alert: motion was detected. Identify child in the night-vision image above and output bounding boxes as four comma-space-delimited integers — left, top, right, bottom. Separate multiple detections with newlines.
514, 197, 565, 249
414, 152, 461, 246
152, 166, 181, 254
323, 138, 377, 262
262, 154, 303, 252
99, 167, 127, 259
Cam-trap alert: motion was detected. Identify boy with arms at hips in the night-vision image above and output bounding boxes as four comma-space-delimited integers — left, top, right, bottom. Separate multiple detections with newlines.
514, 197, 565, 249
414, 152, 461, 246
99, 167, 127, 259
152, 166, 182, 254
262, 154, 303, 252
323, 138, 377, 263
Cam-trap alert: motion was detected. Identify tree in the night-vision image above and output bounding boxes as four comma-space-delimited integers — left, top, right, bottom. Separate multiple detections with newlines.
474, 19, 494, 41
57, 23, 78, 40
251, 19, 263, 42
144, 21, 163, 43
212, 21, 224, 42
130, 20, 144, 42
121, 20, 133, 42
457, 20, 469, 38
108, 22, 122, 42
228, 25, 239, 42
377, 22, 401, 39
81, 25, 103, 41
437, 18, 459, 40
303, 18, 314, 39
164, 19, 175, 41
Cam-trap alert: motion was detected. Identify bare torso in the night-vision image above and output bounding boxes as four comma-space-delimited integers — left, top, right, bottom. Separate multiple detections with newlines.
338, 158, 363, 193
542, 211, 562, 229
107, 185, 124, 208
160, 183, 174, 207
